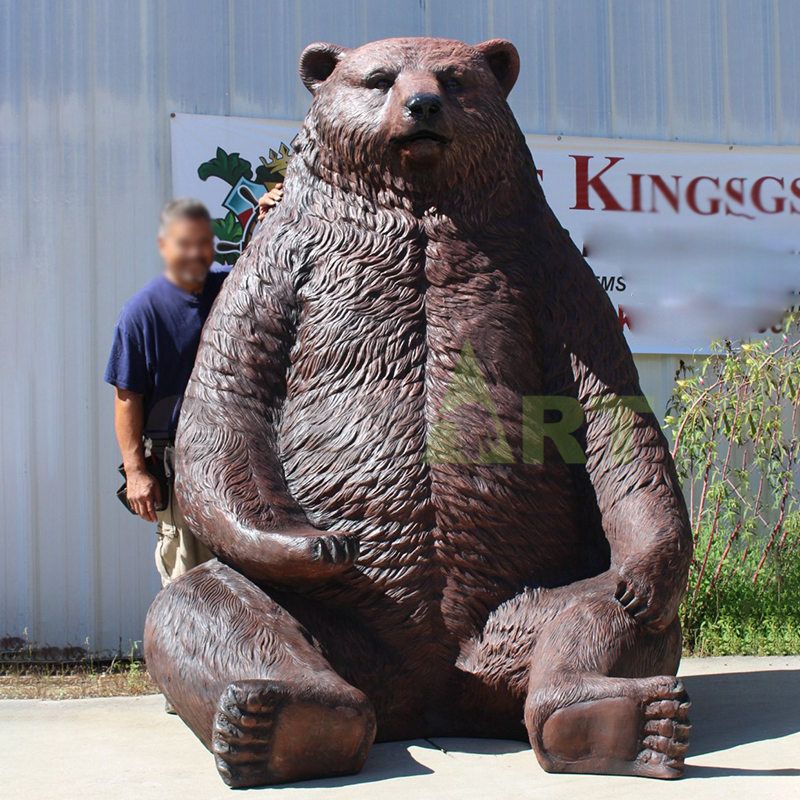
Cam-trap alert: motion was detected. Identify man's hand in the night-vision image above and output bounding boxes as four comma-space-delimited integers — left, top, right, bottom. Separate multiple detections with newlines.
125, 467, 162, 523
113, 388, 163, 523
257, 183, 284, 221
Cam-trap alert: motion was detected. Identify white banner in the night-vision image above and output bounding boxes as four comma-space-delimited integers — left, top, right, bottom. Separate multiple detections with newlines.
171, 112, 799, 354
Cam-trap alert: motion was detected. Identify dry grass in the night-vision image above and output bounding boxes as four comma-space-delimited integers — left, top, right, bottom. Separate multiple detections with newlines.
0, 662, 158, 700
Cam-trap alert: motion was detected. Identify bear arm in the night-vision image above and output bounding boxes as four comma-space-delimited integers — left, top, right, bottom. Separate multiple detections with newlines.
556, 249, 692, 614
174, 246, 348, 583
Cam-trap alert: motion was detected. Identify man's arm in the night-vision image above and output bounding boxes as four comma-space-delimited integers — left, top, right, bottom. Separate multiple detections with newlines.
114, 388, 161, 522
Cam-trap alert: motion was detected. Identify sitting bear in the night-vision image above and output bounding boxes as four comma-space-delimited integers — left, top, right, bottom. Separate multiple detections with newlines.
144, 36, 693, 788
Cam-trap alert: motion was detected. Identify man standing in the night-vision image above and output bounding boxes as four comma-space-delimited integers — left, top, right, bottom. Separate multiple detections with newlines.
104, 190, 282, 587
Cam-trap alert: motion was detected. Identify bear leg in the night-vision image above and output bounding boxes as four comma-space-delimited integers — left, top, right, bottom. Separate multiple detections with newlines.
144, 560, 376, 788
523, 592, 690, 779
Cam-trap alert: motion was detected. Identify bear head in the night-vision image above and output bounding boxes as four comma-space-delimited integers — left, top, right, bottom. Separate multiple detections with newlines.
294, 37, 525, 203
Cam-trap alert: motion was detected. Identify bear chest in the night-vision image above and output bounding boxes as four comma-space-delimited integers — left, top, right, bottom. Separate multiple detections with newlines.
277, 220, 547, 539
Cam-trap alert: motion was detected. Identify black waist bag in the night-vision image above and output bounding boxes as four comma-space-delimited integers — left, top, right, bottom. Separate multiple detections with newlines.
116, 450, 170, 515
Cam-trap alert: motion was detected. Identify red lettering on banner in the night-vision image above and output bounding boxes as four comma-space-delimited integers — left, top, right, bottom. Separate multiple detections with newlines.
570, 156, 625, 211
629, 174, 643, 212
686, 176, 721, 215
724, 177, 755, 220
790, 178, 800, 215
618, 305, 632, 330
751, 176, 785, 214
725, 177, 746, 206
559, 151, 800, 218
649, 175, 681, 212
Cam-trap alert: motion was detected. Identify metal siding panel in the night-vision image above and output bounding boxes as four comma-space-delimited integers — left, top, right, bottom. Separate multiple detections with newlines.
484, 0, 551, 134
163, 1, 232, 116
354, 0, 425, 40
666, 0, 725, 142
723, 0, 775, 144
21, 0, 70, 649
2, 0, 793, 650
228, 1, 428, 122
547, 0, 614, 137
607, 0, 668, 139
90, 0, 166, 652
0, 0, 32, 642
424, 0, 490, 42
53, 0, 96, 648
633, 355, 683, 427
776, 0, 800, 144
229, 0, 297, 119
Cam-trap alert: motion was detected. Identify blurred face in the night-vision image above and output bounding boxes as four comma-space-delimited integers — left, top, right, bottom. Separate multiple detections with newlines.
157, 216, 215, 288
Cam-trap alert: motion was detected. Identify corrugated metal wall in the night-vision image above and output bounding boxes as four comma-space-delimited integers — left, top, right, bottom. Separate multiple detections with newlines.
2, 0, 798, 652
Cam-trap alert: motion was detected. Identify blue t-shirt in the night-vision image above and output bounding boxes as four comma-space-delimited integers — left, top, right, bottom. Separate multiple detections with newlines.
104, 268, 230, 438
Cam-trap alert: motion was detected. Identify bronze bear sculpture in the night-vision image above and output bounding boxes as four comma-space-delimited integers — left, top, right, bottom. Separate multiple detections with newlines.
144, 36, 693, 788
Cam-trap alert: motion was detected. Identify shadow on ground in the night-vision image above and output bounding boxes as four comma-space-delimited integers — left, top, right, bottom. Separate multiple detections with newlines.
278, 739, 436, 790
431, 669, 800, 762
683, 669, 800, 754
259, 668, 800, 789
681, 668, 800, 778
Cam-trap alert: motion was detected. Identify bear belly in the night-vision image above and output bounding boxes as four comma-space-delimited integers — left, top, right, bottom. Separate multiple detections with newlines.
277, 228, 595, 640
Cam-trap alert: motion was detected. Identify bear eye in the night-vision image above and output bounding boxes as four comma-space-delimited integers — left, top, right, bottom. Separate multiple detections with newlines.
367, 74, 394, 91
442, 75, 462, 91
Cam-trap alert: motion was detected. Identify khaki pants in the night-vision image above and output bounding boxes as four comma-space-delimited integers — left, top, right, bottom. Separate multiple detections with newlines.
154, 480, 213, 587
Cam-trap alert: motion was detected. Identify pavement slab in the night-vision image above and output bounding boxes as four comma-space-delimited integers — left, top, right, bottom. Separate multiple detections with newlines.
1, 656, 798, 799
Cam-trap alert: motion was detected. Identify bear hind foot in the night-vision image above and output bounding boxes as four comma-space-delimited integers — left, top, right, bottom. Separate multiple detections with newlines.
529, 675, 691, 780
212, 678, 375, 788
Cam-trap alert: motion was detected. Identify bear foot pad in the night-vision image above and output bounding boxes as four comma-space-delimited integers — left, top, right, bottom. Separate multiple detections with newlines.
212, 678, 374, 788
540, 677, 691, 779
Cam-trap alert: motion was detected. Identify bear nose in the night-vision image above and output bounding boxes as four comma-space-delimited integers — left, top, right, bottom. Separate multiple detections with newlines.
405, 93, 442, 120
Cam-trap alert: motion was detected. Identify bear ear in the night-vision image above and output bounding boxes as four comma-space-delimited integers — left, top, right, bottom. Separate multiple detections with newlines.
299, 42, 349, 94
474, 39, 520, 98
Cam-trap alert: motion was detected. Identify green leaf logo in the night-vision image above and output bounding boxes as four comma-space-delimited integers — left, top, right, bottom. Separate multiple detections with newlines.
197, 147, 253, 186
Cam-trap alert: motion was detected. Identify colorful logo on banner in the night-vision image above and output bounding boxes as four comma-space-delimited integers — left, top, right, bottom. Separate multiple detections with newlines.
197, 141, 295, 264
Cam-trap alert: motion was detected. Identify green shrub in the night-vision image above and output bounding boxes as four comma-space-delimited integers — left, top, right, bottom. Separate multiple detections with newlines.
664, 311, 800, 656
685, 540, 800, 655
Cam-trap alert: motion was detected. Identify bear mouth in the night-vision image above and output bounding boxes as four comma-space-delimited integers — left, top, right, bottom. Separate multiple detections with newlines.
395, 130, 450, 145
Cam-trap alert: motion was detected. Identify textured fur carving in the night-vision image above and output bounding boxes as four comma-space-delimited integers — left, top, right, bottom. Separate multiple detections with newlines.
144, 37, 693, 788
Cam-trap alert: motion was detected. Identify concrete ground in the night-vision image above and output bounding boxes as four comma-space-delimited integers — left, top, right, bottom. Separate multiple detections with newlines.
1, 656, 798, 800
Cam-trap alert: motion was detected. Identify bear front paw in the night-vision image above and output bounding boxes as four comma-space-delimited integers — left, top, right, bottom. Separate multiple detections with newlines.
614, 567, 677, 633
240, 526, 360, 585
